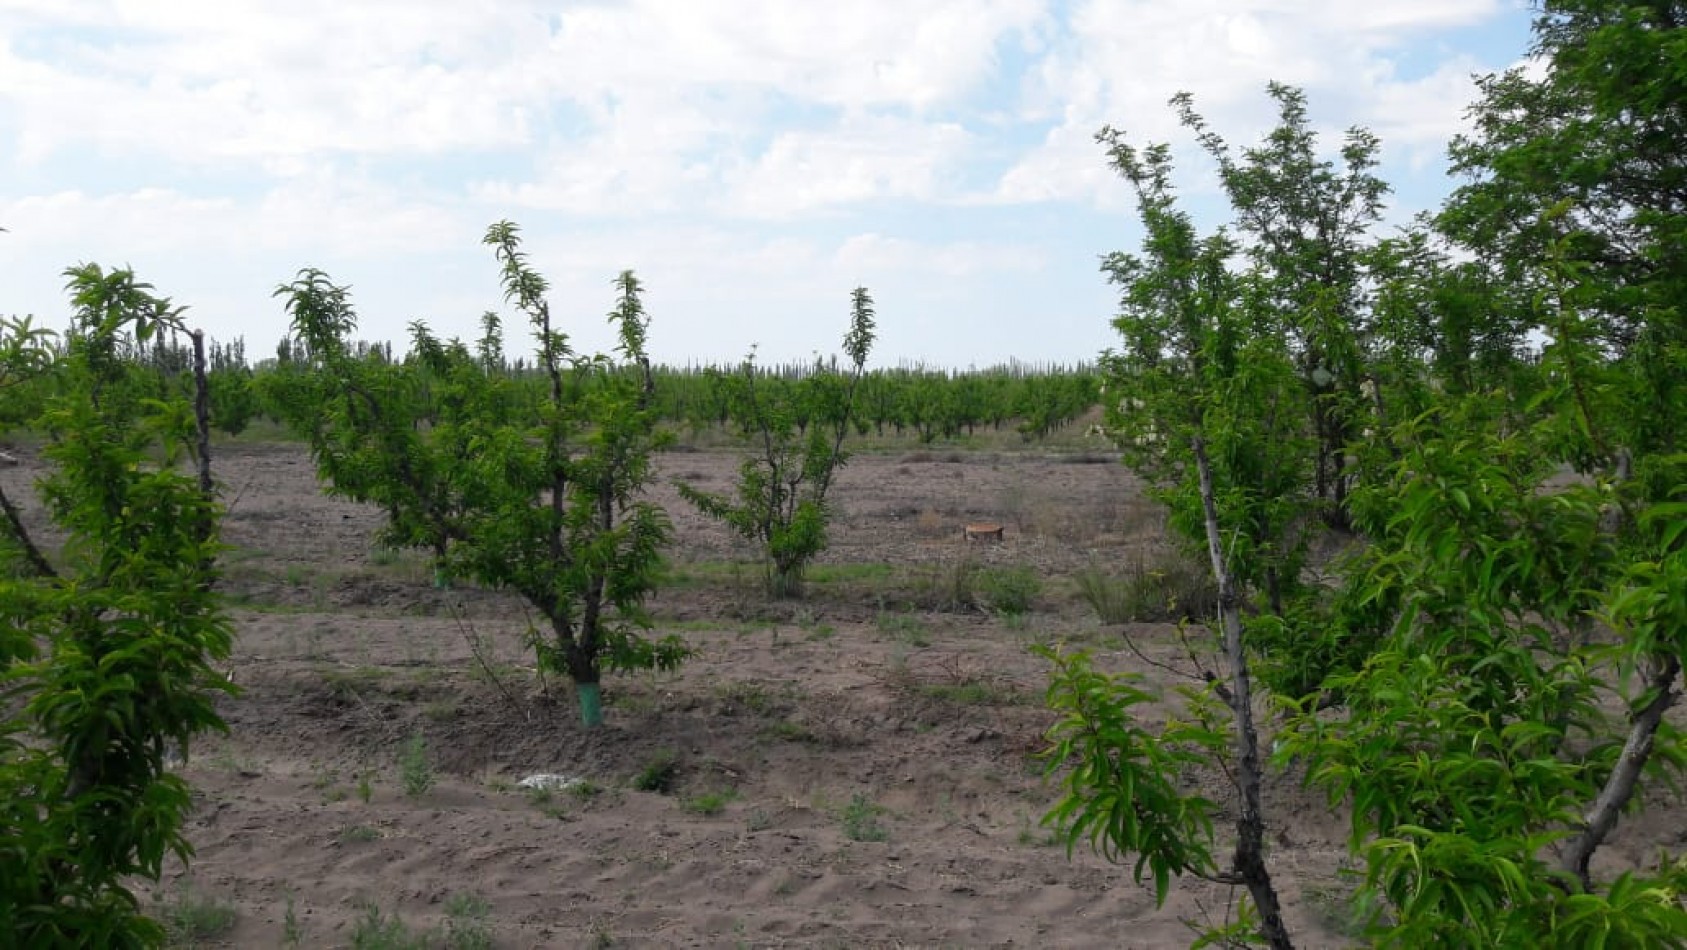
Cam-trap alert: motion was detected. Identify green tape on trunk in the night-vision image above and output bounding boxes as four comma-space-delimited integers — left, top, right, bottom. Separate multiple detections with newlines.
433, 567, 450, 589
576, 682, 603, 727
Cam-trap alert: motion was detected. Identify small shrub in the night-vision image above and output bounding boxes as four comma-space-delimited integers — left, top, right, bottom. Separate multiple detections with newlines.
681, 789, 739, 816
920, 556, 977, 612
1016, 811, 1060, 848
341, 824, 383, 843
282, 892, 304, 947
840, 793, 889, 842
442, 893, 494, 950
876, 610, 931, 646
155, 884, 237, 947
632, 750, 680, 793
399, 732, 435, 798
350, 903, 425, 950
1075, 553, 1216, 623
978, 564, 1041, 615
763, 719, 817, 743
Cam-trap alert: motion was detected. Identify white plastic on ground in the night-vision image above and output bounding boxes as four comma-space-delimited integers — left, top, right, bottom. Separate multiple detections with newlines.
517, 774, 581, 791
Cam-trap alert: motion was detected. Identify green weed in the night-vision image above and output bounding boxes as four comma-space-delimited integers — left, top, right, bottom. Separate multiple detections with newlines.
840, 793, 889, 843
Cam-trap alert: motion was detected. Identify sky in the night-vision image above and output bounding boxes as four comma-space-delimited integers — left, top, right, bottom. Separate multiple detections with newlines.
0, 1, 1536, 369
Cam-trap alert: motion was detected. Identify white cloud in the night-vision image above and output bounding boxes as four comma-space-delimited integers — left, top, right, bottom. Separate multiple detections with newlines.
0, 0, 1531, 366
991, 0, 1511, 206
4, 173, 461, 259
719, 117, 976, 218
2, 1, 547, 164
835, 232, 1047, 278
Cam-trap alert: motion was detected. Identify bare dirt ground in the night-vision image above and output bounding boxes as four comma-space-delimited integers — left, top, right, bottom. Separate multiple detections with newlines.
5, 440, 1684, 948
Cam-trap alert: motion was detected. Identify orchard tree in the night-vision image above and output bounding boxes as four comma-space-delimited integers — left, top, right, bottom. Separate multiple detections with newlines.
461, 225, 681, 725
1173, 82, 1391, 525
269, 224, 682, 726
1441, 0, 1687, 491
1048, 63, 1687, 948
1060, 113, 1305, 950
264, 272, 464, 580
680, 289, 876, 598
1, 267, 235, 944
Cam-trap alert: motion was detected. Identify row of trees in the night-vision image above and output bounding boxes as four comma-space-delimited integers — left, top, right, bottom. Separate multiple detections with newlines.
5, 329, 1102, 446
1047, 2, 1687, 946
664, 361, 1098, 442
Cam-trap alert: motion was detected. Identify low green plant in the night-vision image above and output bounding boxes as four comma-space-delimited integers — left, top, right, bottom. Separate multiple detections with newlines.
281, 892, 304, 947
1015, 811, 1060, 848
341, 824, 383, 843
921, 556, 977, 611
399, 732, 435, 798
441, 893, 494, 950
154, 884, 237, 948
918, 680, 1027, 706
714, 680, 778, 715
349, 902, 424, 950
632, 751, 680, 793
763, 719, 817, 743
1074, 553, 1216, 624
681, 789, 739, 816
977, 564, 1041, 615
840, 793, 890, 843
876, 610, 930, 647
423, 699, 459, 723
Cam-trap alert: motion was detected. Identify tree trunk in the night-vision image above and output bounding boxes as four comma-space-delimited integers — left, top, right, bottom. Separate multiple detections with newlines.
1193, 436, 1295, 950
555, 619, 604, 728
1559, 653, 1680, 889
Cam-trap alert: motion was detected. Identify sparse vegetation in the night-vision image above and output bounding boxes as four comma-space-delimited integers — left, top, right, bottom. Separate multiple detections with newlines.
154, 883, 238, 948
1074, 553, 1217, 624
840, 793, 890, 843
876, 609, 931, 647
976, 564, 1041, 616
341, 824, 383, 843
282, 892, 304, 947
632, 751, 680, 794
398, 731, 435, 798
349, 902, 423, 950
681, 789, 739, 816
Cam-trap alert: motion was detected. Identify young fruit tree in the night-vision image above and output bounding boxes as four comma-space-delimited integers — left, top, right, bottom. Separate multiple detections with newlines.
267, 223, 682, 726
679, 288, 876, 598
1, 267, 236, 944
1045, 40, 1687, 946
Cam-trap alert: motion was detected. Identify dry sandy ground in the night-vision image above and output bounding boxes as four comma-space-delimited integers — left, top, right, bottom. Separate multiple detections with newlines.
4, 440, 1683, 948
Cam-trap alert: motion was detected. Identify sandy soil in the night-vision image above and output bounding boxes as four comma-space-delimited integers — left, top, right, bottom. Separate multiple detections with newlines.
4, 440, 1683, 948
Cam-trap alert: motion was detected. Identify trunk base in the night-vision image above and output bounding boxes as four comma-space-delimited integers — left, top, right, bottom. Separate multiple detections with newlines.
576, 682, 603, 727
